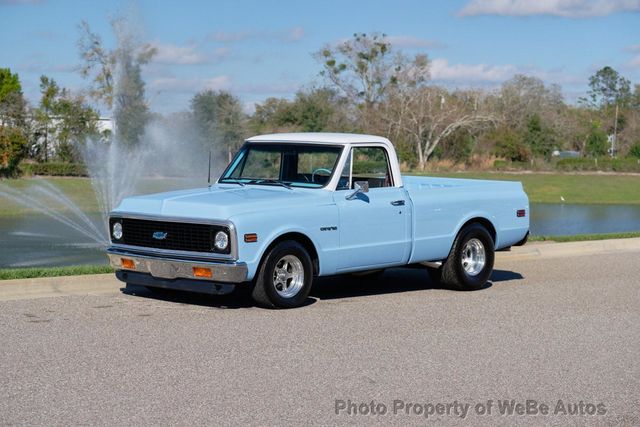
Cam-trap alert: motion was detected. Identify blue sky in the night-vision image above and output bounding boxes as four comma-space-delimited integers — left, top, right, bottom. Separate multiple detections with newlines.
1, 0, 639, 115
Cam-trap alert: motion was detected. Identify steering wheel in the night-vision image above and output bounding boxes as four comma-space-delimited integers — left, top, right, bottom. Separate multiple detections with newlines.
311, 168, 332, 183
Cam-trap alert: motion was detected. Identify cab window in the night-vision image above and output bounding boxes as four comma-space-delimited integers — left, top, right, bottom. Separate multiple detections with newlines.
348, 146, 393, 189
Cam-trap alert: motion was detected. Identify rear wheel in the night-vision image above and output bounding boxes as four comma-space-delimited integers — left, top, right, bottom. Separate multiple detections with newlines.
252, 241, 313, 308
437, 223, 495, 291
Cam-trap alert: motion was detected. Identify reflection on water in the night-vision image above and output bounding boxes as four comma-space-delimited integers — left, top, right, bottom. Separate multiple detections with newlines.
530, 204, 640, 236
0, 214, 105, 268
1, 203, 640, 268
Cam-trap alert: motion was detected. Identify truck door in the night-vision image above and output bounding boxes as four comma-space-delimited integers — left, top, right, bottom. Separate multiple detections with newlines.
332, 146, 411, 270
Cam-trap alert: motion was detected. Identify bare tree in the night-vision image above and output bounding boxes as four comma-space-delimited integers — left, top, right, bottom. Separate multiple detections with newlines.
315, 33, 429, 130
385, 87, 495, 170
495, 74, 564, 129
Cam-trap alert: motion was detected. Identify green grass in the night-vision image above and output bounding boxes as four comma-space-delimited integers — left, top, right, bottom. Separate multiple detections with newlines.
412, 171, 640, 205
0, 265, 113, 281
0, 177, 101, 217
529, 231, 640, 242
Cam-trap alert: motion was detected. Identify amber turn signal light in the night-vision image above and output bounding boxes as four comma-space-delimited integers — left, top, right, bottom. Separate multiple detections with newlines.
192, 267, 213, 278
121, 258, 135, 269
244, 233, 258, 243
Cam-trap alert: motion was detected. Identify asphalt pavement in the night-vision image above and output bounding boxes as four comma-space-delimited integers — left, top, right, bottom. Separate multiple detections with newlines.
0, 241, 639, 425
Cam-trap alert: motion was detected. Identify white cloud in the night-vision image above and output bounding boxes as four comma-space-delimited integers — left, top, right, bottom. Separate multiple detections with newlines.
386, 36, 445, 49
235, 82, 300, 95
208, 27, 306, 43
286, 26, 305, 42
625, 44, 640, 53
429, 58, 582, 86
150, 75, 231, 93
624, 44, 640, 69
430, 58, 517, 82
458, 0, 640, 18
152, 43, 229, 65
153, 43, 206, 65
209, 31, 252, 43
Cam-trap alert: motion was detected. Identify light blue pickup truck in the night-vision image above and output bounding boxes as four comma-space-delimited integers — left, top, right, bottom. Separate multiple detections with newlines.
107, 133, 529, 308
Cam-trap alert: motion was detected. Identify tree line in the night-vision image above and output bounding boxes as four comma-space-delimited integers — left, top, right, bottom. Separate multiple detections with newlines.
1, 30, 640, 177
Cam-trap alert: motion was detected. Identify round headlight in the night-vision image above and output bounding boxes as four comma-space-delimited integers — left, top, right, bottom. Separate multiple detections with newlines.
112, 222, 123, 240
214, 231, 229, 251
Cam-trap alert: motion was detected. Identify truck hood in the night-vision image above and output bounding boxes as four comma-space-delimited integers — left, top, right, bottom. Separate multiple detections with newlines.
111, 184, 324, 221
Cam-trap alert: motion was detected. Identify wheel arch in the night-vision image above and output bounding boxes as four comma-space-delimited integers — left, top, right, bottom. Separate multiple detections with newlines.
258, 232, 320, 277
455, 216, 497, 246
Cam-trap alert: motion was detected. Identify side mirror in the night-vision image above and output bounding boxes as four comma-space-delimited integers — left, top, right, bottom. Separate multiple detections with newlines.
345, 181, 369, 200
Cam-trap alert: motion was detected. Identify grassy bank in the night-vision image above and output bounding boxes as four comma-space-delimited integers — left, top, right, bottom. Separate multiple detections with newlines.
419, 172, 640, 205
0, 265, 113, 281
529, 231, 640, 242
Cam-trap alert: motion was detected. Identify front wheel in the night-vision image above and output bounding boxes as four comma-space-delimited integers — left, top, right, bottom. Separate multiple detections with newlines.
252, 241, 313, 308
438, 223, 495, 291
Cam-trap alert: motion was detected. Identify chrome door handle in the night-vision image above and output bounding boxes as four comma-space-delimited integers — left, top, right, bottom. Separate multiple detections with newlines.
391, 200, 405, 206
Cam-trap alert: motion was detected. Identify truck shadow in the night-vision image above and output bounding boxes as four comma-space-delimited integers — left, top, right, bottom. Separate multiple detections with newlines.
122, 268, 523, 308
310, 268, 523, 301
122, 284, 256, 309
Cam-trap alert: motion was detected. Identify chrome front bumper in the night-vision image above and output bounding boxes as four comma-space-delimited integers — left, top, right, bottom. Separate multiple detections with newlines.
106, 247, 248, 283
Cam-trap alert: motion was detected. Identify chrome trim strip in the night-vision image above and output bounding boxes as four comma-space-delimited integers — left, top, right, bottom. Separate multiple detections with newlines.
107, 248, 248, 283
109, 243, 233, 262
108, 212, 239, 261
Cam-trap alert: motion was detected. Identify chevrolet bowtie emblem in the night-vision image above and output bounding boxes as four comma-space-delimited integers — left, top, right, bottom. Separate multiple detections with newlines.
152, 231, 168, 240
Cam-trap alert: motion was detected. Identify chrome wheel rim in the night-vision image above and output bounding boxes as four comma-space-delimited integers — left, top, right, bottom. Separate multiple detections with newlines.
272, 255, 304, 298
461, 238, 485, 276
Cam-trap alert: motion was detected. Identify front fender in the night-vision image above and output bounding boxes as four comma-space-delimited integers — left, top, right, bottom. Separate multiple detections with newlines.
229, 204, 339, 280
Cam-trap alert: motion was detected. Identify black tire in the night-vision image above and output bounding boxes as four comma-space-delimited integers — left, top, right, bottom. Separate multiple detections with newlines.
251, 240, 313, 308
439, 223, 495, 291
426, 266, 442, 284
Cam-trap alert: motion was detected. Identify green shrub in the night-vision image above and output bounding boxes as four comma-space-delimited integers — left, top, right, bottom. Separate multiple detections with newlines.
490, 126, 531, 162
493, 159, 508, 170
585, 122, 608, 157
629, 143, 640, 159
555, 157, 640, 172
20, 162, 88, 177
0, 126, 28, 177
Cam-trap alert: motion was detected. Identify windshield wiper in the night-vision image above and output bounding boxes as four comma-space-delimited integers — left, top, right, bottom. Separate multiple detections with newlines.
219, 178, 245, 187
249, 179, 293, 190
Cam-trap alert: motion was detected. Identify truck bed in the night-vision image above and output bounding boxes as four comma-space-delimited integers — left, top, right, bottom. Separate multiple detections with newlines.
402, 175, 529, 263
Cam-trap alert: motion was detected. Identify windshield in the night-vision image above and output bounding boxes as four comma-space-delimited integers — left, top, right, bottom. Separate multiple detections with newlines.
219, 143, 343, 188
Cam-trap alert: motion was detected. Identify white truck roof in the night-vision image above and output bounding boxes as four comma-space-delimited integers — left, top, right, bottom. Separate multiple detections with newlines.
246, 132, 391, 145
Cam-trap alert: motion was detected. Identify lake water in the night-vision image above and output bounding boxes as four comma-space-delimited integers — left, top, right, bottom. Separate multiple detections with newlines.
1, 203, 640, 268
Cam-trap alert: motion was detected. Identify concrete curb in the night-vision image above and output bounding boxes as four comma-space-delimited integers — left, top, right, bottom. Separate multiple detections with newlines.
499, 237, 640, 261
0, 273, 121, 301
